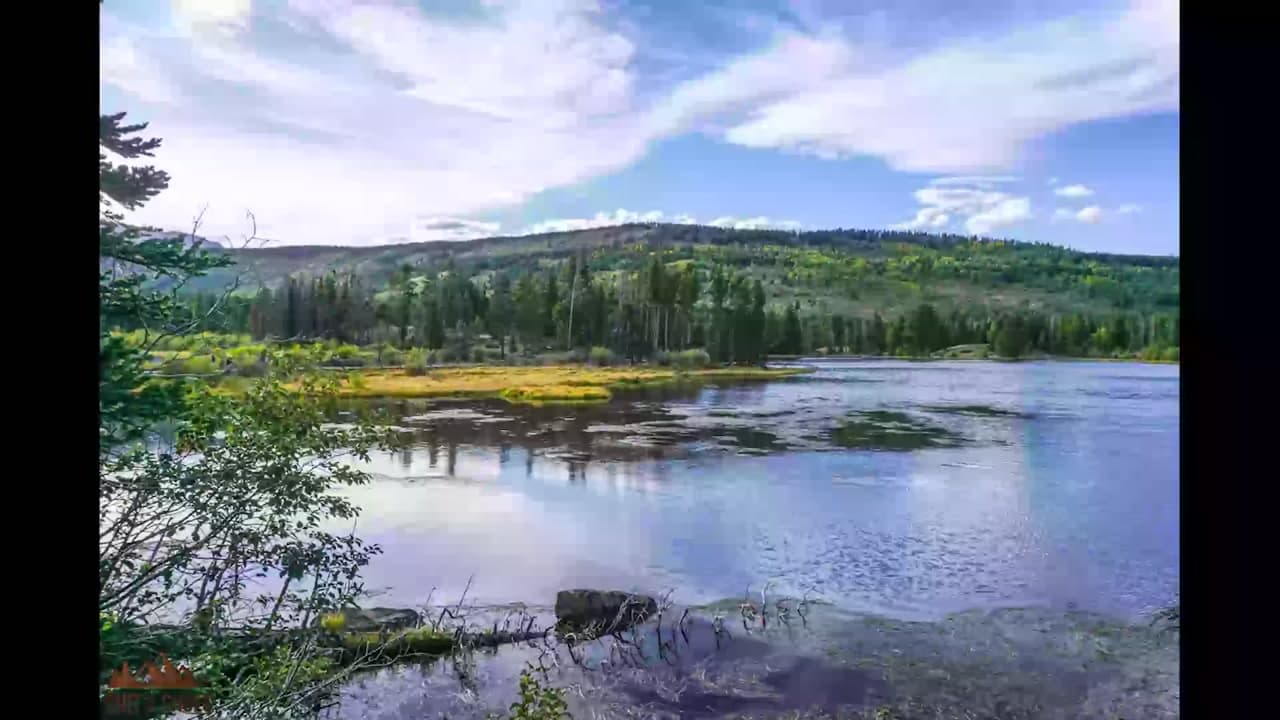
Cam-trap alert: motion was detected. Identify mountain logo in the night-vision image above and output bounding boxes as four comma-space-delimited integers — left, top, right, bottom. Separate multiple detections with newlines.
103, 654, 209, 717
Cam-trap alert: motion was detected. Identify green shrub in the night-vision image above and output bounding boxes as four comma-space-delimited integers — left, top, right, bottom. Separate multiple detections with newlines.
1161, 346, 1179, 362
379, 345, 404, 366
588, 346, 615, 366
404, 348, 428, 376
670, 348, 711, 369
180, 354, 219, 375
472, 347, 486, 363
332, 343, 362, 360
228, 345, 267, 376
507, 669, 570, 720
652, 351, 671, 367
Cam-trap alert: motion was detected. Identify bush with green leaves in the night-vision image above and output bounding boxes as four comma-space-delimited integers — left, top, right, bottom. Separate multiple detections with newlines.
670, 348, 711, 369
101, 107, 401, 717
404, 348, 429, 376
378, 344, 404, 367
505, 669, 570, 720
588, 346, 615, 366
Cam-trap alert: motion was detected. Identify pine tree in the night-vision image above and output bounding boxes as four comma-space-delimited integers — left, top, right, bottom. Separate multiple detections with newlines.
782, 303, 804, 355
488, 271, 515, 358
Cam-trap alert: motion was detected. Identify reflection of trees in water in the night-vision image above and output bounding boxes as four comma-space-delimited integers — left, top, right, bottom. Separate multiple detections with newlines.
354, 383, 779, 481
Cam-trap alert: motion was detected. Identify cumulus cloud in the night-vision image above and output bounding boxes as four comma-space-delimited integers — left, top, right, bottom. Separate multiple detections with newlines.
1075, 205, 1103, 223
1055, 184, 1094, 198
100, 0, 1177, 245
681, 0, 1179, 172
519, 210, 799, 235
411, 216, 502, 243
101, 0, 653, 245
1117, 203, 1142, 214
172, 0, 252, 38
894, 182, 1032, 235
708, 216, 802, 231
1052, 206, 1103, 223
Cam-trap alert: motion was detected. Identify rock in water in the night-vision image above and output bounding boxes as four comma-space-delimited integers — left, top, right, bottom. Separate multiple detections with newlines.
328, 607, 421, 633
555, 590, 657, 634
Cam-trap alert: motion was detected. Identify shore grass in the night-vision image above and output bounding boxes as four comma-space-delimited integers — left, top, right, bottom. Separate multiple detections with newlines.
334, 628, 454, 661
292, 365, 809, 404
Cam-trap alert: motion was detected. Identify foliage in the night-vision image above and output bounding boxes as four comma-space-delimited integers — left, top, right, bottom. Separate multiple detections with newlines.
181, 222, 1177, 358
670, 348, 711, 369
404, 348, 429, 376
588, 346, 615, 366
506, 669, 571, 720
499, 385, 611, 404
277, 365, 805, 401
100, 104, 400, 717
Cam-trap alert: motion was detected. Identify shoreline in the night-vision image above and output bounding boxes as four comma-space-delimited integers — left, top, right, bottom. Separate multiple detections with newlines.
281, 364, 813, 404
770, 353, 1179, 366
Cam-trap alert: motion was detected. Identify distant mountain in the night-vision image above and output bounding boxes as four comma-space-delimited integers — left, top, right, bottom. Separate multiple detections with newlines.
174, 222, 1178, 317
101, 219, 226, 250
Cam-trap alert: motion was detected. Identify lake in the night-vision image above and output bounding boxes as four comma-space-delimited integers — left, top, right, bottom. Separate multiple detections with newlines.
340, 358, 1179, 620
331, 358, 1179, 718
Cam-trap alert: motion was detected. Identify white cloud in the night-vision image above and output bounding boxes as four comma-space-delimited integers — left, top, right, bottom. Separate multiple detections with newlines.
100, 0, 1177, 245
1117, 203, 1142, 214
893, 181, 1031, 235
521, 209, 695, 235
677, 1, 1178, 173
894, 207, 951, 230
1055, 184, 1094, 198
967, 198, 1033, 235
518, 210, 799, 235
1052, 205, 1103, 224
1075, 205, 1103, 223
101, 0, 654, 245
172, 0, 252, 38
411, 216, 502, 243
708, 216, 802, 231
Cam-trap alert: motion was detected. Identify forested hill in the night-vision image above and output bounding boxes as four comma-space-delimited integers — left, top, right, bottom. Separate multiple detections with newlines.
197, 222, 1177, 316
156, 222, 1177, 361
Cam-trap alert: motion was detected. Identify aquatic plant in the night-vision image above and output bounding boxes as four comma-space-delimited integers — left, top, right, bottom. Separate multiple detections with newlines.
508, 669, 570, 720
828, 410, 966, 450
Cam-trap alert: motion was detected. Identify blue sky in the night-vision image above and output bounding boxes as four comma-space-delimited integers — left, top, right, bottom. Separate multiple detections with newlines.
100, 0, 1179, 255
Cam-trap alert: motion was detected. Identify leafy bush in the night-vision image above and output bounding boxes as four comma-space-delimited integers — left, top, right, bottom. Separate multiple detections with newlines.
472, 347, 486, 363
379, 345, 404, 367
507, 669, 570, 720
228, 345, 267, 377
331, 344, 362, 360
588, 346, 615, 366
1161, 346, 1179, 362
404, 348, 428, 376
181, 354, 219, 375
670, 349, 711, 369
652, 351, 671, 367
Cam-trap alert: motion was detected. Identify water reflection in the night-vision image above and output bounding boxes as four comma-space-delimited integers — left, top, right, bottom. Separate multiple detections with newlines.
336, 360, 1179, 621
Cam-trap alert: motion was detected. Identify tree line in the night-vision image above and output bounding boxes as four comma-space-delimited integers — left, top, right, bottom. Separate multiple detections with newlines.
184, 255, 1179, 362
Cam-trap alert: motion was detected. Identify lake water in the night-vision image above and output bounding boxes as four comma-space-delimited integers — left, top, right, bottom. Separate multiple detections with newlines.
341, 359, 1179, 621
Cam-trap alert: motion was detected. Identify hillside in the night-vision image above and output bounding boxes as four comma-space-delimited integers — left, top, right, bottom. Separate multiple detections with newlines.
141, 223, 1177, 363
196, 223, 1178, 319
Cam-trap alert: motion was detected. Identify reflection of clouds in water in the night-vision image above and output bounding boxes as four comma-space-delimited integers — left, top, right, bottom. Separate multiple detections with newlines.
323, 361, 1177, 618
335, 478, 652, 607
